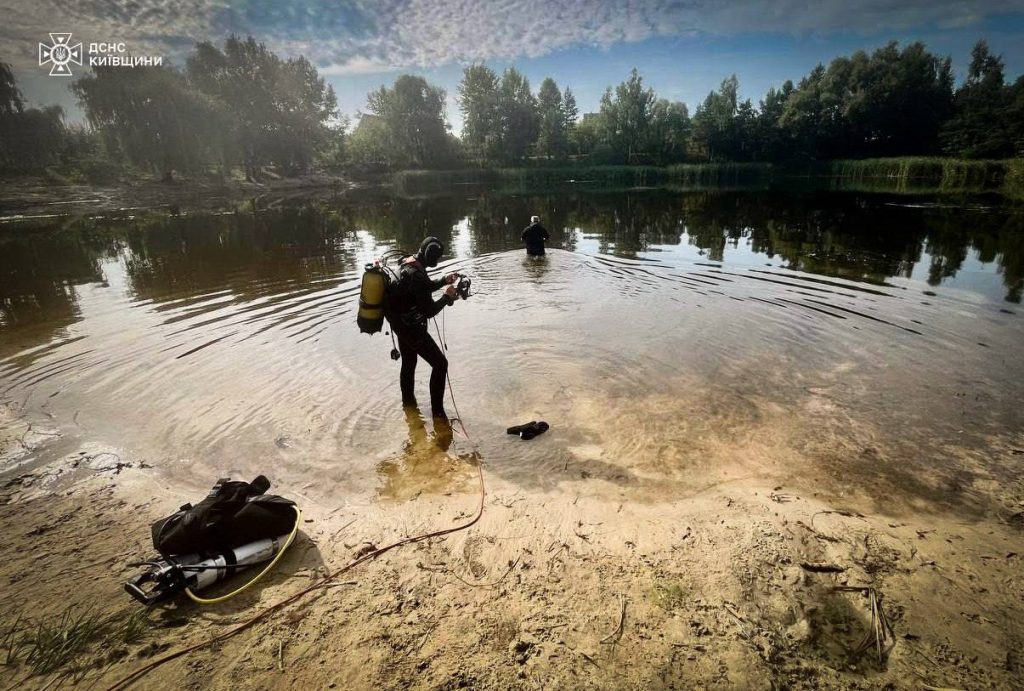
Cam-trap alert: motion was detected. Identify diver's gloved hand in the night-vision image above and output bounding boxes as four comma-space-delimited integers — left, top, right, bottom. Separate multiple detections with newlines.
443, 272, 459, 285
506, 421, 550, 440
443, 284, 459, 302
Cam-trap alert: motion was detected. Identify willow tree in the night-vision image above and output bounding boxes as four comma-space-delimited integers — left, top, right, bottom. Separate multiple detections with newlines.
0, 62, 23, 116
187, 36, 338, 177
73, 65, 222, 181
0, 62, 68, 171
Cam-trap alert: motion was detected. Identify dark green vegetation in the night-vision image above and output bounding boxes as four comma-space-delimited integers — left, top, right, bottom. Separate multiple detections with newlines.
391, 164, 774, 195
392, 159, 1023, 197
378, 39, 1024, 172
2, 37, 342, 182
0, 37, 1022, 185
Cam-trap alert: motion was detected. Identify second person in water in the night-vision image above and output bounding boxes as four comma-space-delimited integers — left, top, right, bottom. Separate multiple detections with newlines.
522, 215, 549, 256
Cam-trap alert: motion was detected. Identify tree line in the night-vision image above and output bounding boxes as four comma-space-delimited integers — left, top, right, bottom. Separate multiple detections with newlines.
433, 39, 1022, 168
1, 37, 342, 181
1, 37, 1022, 181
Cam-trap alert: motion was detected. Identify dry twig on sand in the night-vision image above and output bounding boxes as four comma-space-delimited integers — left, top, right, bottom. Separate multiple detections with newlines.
722, 603, 749, 639
599, 594, 626, 644
801, 562, 845, 573
834, 586, 896, 665
415, 555, 521, 589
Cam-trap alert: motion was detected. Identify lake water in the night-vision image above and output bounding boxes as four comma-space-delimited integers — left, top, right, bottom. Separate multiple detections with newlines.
1, 189, 1022, 513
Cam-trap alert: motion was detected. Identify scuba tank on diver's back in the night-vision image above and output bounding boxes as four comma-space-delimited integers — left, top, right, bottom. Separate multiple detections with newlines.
357, 261, 393, 334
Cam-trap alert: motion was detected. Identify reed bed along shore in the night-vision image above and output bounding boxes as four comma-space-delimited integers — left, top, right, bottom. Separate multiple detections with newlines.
388, 158, 1024, 197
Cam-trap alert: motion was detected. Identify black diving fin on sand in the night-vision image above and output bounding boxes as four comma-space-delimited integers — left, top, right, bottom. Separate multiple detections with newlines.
506, 421, 550, 440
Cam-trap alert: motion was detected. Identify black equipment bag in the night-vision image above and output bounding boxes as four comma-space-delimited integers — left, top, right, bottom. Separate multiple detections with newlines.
151, 475, 297, 557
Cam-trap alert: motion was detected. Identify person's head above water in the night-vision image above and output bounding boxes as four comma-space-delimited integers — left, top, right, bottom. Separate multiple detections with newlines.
531, 215, 540, 224
416, 236, 444, 268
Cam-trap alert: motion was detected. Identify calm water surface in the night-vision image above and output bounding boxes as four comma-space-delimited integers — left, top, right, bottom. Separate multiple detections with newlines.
1, 190, 1022, 511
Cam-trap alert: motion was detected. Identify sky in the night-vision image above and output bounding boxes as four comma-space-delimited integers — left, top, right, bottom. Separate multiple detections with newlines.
3, 0, 1024, 134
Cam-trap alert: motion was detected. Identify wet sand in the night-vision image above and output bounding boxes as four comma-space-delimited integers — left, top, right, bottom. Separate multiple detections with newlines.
2, 398, 1022, 690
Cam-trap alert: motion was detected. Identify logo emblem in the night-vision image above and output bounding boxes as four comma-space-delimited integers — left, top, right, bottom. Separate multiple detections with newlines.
39, 33, 83, 77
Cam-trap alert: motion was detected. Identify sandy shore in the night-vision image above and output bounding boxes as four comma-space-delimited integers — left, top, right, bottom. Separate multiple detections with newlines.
1, 400, 1022, 690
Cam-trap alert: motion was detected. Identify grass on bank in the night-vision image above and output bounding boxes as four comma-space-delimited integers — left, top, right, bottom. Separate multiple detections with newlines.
823, 157, 1008, 192
2, 605, 151, 680
392, 162, 774, 194
390, 158, 1024, 196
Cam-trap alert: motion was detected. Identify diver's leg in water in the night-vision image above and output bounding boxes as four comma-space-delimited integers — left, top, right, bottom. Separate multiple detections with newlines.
433, 416, 453, 449
416, 332, 449, 418
397, 331, 419, 406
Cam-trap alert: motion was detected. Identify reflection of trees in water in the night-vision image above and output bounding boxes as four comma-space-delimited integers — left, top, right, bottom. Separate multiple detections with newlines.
476, 190, 1022, 300
0, 228, 111, 360
919, 207, 1024, 303
564, 191, 686, 257
2, 191, 1022, 367
993, 229, 1024, 303
347, 194, 464, 253
461, 192, 576, 255
122, 202, 363, 304
732, 194, 925, 284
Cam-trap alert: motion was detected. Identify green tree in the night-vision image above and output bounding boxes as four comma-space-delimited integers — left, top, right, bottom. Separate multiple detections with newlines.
366, 75, 450, 169
692, 75, 739, 161
0, 61, 23, 116
777, 42, 954, 160
497, 68, 538, 164
457, 64, 501, 164
187, 35, 338, 177
347, 113, 391, 171
649, 99, 690, 164
571, 114, 604, 160
562, 87, 579, 153
779, 65, 832, 159
73, 65, 222, 181
941, 40, 1015, 158
536, 77, 567, 159
1, 62, 114, 177
598, 69, 658, 163
755, 81, 794, 160
0, 105, 66, 171
733, 99, 759, 161
843, 42, 953, 156
1010, 76, 1024, 155
316, 120, 350, 172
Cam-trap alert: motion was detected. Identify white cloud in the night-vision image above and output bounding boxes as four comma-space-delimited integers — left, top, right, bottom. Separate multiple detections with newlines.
2, 0, 1022, 75
320, 55, 399, 76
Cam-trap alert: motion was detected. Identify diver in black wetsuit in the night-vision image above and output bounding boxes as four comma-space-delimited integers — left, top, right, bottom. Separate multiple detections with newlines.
387, 237, 459, 419
521, 215, 549, 256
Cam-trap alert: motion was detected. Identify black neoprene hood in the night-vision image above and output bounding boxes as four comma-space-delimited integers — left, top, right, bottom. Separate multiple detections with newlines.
417, 236, 444, 267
